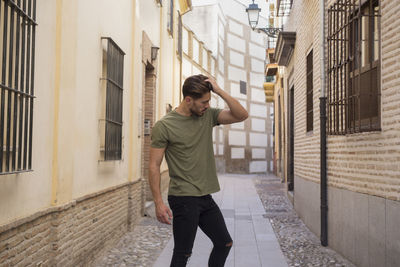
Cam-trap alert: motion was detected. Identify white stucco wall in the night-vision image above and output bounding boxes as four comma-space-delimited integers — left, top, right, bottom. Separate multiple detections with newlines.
0, 0, 182, 225
182, 0, 273, 174
229, 131, 247, 146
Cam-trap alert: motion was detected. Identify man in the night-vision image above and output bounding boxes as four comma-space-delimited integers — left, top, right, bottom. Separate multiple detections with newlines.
149, 74, 248, 267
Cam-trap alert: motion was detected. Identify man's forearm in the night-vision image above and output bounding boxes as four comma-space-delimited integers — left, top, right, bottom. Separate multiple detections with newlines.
148, 160, 172, 225
148, 165, 163, 205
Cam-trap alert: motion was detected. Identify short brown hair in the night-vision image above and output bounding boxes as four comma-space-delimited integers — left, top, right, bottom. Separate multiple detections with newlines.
182, 74, 211, 99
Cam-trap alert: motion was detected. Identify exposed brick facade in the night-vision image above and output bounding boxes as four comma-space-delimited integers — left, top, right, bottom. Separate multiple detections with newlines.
142, 69, 158, 201
323, 0, 400, 201
283, 0, 321, 186
281, 0, 400, 201
278, 0, 400, 266
0, 181, 142, 267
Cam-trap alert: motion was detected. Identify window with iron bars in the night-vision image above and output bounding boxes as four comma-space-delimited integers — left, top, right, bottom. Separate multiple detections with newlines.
327, 0, 380, 134
101, 37, 125, 161
0, 0, 37, 175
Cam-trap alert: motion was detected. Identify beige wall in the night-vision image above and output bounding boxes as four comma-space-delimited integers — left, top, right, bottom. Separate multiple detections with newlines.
0, 0, 186, 226
0, 0, 56, 226
156, 0, 183, 172
72, 0, 137, 198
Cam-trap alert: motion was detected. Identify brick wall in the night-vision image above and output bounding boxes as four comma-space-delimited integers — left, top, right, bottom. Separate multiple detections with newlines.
142, 69, 157, 201
286, 0, 400, 201
0, 181, 142, 266
324, 0, 400, 201
285, 0, 321, 184
284, 1, 400, 265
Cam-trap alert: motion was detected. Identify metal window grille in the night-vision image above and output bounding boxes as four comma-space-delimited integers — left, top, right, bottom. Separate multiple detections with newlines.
277, 0, 293, 17
101, 37, 125, 161
0, 0, 37, 175
327, 0, 381, 135
167, 0, 173, 36
306, 50, 313, 132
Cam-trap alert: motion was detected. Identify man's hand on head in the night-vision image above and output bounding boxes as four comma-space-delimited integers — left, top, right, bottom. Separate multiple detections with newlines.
205, 77, 222, 95
155, 202, 173, 225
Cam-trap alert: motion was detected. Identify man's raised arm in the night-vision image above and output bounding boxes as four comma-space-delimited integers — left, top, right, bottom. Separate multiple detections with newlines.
206, 77, 249, 125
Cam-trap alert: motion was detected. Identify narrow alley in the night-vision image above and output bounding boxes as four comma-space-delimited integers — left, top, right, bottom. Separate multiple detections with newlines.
0, 0, 399, 266
93, 174, 355, 267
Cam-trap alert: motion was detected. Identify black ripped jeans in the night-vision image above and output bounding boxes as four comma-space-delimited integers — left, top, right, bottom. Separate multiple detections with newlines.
168, 195, 233, 267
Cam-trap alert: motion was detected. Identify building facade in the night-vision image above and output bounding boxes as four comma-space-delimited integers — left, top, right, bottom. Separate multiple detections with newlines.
184, 0, 274, 174
0, 0, 190, 265
272, 0, 400, 266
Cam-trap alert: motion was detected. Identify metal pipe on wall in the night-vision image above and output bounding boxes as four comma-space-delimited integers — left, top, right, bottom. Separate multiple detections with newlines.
320, 0, 328, 247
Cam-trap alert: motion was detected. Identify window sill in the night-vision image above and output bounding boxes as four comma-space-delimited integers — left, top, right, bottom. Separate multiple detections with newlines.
0, 169, 33, 176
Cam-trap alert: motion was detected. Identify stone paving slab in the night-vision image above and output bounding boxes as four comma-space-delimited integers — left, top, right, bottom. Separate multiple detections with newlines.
254, 174, 356, 267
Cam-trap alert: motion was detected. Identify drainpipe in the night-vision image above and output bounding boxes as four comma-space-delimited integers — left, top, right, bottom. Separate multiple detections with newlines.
320, 0, 328, 247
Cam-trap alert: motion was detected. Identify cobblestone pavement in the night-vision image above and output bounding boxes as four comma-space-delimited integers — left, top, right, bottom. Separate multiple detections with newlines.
92, 186, 173, 267
92, 215, 173, 267
254, 174, 356, 267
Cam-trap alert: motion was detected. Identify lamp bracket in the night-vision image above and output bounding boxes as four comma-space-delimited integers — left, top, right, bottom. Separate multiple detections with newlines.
255, 27, 282, 38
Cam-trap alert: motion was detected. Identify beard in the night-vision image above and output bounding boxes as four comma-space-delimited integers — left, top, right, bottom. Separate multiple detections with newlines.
190, 107, 207, 117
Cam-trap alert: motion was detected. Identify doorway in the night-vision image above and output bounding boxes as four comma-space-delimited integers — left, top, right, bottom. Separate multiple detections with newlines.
142, 65, 157, 201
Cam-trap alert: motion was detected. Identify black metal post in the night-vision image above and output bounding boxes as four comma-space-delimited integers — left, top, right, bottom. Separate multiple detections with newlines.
320, 96, 327, 247
320, 0, 328, 247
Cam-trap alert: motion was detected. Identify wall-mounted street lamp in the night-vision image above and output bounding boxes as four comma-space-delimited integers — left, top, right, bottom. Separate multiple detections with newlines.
246, 0, 281, 38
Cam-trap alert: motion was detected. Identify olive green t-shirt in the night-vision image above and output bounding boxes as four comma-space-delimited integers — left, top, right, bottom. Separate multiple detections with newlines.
151, 108, 222, 196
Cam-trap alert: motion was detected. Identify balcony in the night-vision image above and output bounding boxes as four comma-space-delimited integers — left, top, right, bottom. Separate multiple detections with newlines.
275, 31, 296, 67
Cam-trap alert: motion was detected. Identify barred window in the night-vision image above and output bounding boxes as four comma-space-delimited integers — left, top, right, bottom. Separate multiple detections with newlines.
101, 37, 125, 161
306, 50, 313, 132
0, 0, 37, 174
328, 0, 380, 134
